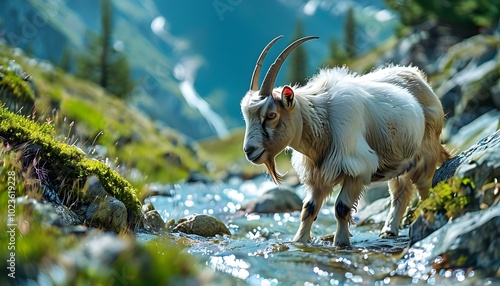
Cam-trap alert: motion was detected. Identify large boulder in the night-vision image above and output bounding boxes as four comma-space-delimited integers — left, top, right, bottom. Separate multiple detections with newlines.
432, 129, 500, 187
398, 202, 500, 280
411, 130, 500, 243
403, 130, 500, 278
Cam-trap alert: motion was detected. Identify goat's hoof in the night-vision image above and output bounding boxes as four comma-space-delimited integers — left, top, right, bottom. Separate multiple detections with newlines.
334, 241, 351, 248
379, 231, 397, 238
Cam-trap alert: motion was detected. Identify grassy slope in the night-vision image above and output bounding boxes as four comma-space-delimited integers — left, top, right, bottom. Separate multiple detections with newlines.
0, 106, 143, 222
0, 44, 206, 185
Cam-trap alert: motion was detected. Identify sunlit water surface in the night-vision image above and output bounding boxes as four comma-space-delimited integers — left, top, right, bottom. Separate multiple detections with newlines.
136, 177, 486, 285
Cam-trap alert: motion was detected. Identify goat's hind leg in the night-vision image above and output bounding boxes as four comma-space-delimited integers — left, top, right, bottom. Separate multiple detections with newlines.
380, 176, 414, 238
334, 176, 364, 247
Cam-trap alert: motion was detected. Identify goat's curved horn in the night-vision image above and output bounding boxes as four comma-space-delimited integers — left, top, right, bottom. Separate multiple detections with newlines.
250, 35, 283, 91
259, 36, 319, 96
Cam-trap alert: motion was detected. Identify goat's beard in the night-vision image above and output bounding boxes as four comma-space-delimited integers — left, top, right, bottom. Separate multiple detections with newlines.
263, 155, 283, 185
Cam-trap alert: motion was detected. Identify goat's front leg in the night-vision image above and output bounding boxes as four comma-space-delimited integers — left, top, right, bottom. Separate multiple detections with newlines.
293, 191, 326, 243
334, 176, 364, 247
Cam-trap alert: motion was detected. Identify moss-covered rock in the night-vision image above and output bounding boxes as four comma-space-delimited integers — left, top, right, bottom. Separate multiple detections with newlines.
0, 106, 143, 228
397, 130, 500, 279
0, 141, 202, 285
411, 130, 500, 244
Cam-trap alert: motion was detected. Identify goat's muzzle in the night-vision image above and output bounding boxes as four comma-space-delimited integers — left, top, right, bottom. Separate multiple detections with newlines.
244, 145, 264, 163
243, 145, 283, 185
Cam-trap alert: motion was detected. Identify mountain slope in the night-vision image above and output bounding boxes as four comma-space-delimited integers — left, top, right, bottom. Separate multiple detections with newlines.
0, 42, 206, 184
0, 0, 397, 139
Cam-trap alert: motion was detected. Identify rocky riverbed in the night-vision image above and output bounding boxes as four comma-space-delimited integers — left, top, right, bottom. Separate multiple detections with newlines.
137, 129, 500, 284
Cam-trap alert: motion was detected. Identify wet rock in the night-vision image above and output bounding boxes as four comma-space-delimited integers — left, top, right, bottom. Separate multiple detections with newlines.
85, 196, 128, 233
172, 214, 231, 237
398, 202, 500, 280
356, 196, 391, 225
432, 130, 500, 187
410, 131, 500, 245
444, 110, 500, 151
142, 202, 166, 231
241, 187, 302, 214
143, 211, 165, 231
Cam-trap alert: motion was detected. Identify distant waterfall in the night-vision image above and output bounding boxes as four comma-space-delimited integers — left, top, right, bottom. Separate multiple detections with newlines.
151, 15, 229, 138
173, 59, 229, 138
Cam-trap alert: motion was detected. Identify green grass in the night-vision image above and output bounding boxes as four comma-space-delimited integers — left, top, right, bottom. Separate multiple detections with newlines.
63, 98, 106, 131
0, 106, 143, 223
0, 154, 197, 283
0, 42, 205, 185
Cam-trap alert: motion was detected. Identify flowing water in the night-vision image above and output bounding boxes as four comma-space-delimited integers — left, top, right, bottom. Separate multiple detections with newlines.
136, 177, 484, 285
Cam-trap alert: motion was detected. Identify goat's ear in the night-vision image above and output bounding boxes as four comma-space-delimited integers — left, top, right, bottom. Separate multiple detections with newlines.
281, 85, 295, 109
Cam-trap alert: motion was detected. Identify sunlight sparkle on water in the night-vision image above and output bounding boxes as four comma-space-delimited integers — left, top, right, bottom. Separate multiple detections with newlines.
224, 188, 245, 202
247, 214, 261, 221
202, 209, 214, 215
184, 199, 194, 207
209, 255, 250, 280
224, 202, 240, 213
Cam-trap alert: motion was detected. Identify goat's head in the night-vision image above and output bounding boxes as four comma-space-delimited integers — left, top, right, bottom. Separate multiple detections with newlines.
240, 35, 318, 184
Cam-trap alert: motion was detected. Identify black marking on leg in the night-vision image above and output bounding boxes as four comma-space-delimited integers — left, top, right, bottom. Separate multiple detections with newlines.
335, 200, 350, 219
303, 200, 316, 222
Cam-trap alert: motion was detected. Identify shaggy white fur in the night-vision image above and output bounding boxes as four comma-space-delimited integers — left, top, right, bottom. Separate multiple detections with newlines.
241, 64, 450, 247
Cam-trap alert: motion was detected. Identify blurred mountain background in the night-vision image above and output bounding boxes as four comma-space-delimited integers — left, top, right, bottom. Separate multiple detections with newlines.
0, 0, 397, 139
1, 0, 499, 184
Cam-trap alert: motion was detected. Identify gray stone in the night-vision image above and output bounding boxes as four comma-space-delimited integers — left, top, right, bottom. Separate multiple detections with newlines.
52, 204, 83, 226
411, 130, 500, 243
398, 203, 500, 280
143, 210, 165, 231
172, 214, 230, 237
82, 175, 108, 201
241, 187, 302, 214
85, 196, 128, 233
432, 130, 500, 187
17, 196, 83, 227
356, 196, 391, 225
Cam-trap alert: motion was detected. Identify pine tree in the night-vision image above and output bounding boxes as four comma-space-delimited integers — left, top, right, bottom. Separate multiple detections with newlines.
76, 0, 134, 99
100, 0, 111, 89
287, 21, 308, 86
344, 7, 357, 58
60, 46, 72, 72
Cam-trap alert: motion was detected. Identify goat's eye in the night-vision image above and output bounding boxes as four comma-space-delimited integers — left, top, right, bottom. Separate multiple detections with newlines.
267, 112, 277, 120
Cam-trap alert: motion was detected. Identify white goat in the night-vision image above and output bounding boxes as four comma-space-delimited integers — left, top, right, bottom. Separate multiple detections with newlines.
241, 36, 450, 247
